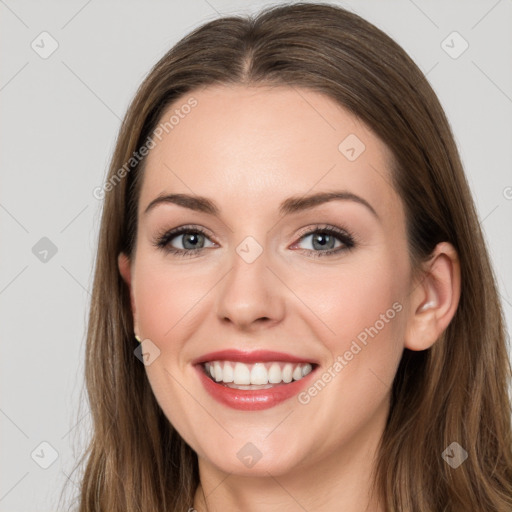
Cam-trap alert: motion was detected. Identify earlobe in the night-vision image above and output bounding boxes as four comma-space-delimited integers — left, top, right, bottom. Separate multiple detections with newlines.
118, 252, 132, 287
404, 242, 461, 351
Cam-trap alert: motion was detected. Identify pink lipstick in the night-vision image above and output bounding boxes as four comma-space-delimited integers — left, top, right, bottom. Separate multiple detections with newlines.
193, 349, 318, 411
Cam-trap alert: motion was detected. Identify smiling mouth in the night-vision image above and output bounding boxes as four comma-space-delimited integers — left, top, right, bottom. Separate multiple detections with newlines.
202, 360, 315, 389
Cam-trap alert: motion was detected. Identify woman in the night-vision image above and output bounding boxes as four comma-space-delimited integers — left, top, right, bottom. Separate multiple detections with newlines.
66, 3, 512, 511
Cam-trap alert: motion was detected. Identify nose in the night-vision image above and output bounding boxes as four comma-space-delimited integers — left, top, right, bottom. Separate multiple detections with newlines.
215, 243, 286, 331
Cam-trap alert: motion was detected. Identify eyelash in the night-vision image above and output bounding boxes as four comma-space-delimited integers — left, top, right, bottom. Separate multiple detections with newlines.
153, 224, 356, 259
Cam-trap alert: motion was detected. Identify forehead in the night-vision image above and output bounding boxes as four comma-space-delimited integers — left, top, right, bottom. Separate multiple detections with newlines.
139, 84, 401, 222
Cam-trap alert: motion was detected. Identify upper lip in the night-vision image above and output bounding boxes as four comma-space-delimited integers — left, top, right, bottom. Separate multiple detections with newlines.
192, 349, 318, 366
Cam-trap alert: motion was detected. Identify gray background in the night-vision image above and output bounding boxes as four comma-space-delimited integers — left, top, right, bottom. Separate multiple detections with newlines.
1, 0, 511, 510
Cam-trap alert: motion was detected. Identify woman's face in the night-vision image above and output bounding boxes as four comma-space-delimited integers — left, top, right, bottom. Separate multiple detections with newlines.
120, 84, 414, 477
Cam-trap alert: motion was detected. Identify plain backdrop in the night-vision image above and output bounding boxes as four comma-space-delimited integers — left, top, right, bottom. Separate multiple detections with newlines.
1, 0, 511, 510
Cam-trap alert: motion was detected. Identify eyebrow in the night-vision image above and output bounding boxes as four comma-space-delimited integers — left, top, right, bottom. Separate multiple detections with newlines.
143, 191, 379, 220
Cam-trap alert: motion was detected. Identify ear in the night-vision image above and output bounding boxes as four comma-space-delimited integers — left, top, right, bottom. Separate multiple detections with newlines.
404, 242, 461, 351
118, 252, 138, 334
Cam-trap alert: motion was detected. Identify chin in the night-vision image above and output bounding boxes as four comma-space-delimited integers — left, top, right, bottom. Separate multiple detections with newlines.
195, 435, 310, 477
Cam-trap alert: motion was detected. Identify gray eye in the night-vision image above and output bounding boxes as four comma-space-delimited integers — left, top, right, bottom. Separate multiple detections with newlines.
171, 232, 214, 250
298, 232, 342, 251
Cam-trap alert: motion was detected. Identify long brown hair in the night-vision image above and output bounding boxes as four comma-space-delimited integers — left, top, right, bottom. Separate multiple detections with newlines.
61, 3, 512, 510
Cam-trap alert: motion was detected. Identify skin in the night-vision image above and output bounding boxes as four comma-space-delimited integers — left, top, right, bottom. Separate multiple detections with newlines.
118, 84, 461, 512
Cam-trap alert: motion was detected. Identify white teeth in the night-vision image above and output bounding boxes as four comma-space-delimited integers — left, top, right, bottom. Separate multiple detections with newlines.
282, 363, 293, 383
233, 362, 251, 385
302, 363, 313, 377
268, 363, 281, 384
250, 363, 268, 385
214, 361, 223, 382
222, 362, 234, 383
203, 360, 315, 386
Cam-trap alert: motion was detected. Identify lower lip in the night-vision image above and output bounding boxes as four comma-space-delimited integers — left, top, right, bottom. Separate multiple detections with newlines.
195, 364, 317, 411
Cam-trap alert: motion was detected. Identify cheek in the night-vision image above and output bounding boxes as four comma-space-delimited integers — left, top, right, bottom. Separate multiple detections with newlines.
305, 255, 403, 324
298, 252, 408, 377
133, 256, 213, 344
290, 258, 407, 444
132, 258, 214, 442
